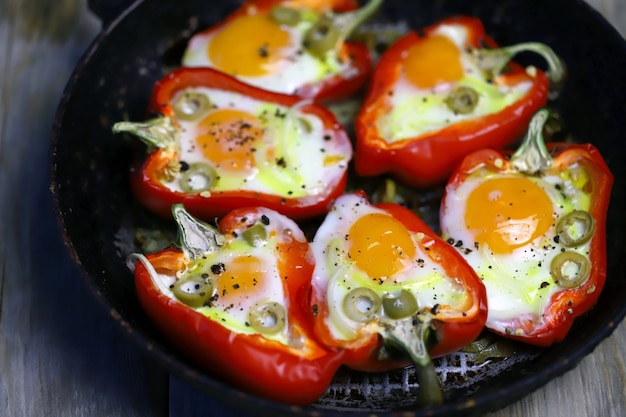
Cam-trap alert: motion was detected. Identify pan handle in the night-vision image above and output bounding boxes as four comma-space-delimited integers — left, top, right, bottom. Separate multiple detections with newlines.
88, 0, 139, 26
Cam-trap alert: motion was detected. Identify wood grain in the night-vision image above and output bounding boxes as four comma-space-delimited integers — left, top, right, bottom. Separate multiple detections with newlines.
0, 1, 168, 416
0, 1, 624, 416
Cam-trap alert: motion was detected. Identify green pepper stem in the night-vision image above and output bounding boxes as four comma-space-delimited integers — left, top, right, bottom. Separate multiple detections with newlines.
333, 0, 383, 45
112, 117, 177, 149
510, 108, 553, 174
475, 42, 565, 87
171, 204, 225, 260
375, 311, 444, 407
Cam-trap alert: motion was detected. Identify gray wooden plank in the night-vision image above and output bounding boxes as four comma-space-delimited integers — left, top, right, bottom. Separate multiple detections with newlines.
0, 1, 168, 416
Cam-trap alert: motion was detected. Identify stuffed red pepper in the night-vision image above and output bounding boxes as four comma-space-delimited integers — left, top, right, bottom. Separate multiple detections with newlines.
309, 192, 488, 404
182, 0, 381, 101
113, 67, 353, 220
129, 204, 346, 405
440, 109, 613, 346
355, 15, 564, 187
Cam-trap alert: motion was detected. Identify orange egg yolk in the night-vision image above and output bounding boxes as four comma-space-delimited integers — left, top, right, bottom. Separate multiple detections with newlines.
404, 34, 464, 89
197, 108, 264, 172
348, 213, 417, 279
208, 13, 292, 77
216, 255, 269, 302
465, 177, 554, 254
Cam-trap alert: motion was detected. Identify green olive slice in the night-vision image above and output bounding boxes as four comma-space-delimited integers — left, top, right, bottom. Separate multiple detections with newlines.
343, 287, 381, 322
171, 275, 213, 308
270, 6, 302, 26
248, 302, 286, 334
445, 86, 480, 114
173, 91, 211, 121
557, 210, 595, 247
179, 162, 217, 193
303, 16, 341, 57
383, 290, 419, 320
550, 251, 591, 288
302, 0, 382, 57
242, 223, 268, 247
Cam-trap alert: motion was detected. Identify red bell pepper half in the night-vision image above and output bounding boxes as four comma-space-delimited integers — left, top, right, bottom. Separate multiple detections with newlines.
113, 67, 352, 221
309, 192, 488, 405
182, 0, 382, 101
440, 109, 613, 347
129, 204, 345, 405
355, 15, 565, 187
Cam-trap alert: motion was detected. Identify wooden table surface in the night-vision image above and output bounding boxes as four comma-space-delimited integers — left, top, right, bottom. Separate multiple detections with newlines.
1, 1, 625, 416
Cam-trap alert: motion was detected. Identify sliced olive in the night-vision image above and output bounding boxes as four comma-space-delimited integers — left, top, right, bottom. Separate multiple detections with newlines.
173, 91, 211, 121
179, 162, 217, 193
383, 290, 418, 320
551, 251, 591, 288
445, 86, 480, 114
343, 287, 381, 322
302, 0, 382, 57
242, 223, 268, 247
172, 275, 213, 308
303, 16, 340, 57
248, 302, 286, 334
270, 6, 301, 26
557, 210, 595, 247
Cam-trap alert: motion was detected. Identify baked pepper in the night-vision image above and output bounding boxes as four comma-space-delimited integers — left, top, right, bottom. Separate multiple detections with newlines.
355, 15, 565, 187
128, 204, 345, 405
439, 109, 613, 347
182, 0, 382, 101
309, 192, 488, 405
113, 67, 352, 220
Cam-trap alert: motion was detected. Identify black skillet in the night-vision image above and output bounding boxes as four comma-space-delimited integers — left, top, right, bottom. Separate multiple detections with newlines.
50, 0, 626, 416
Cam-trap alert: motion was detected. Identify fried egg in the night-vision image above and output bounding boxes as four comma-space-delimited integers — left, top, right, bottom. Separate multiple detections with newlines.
311, 193, 470, 342
182, 3, 348, 95
375, 22, 534, 143
440, 162, 594, 337
142, 207, 310, 345
163, 86, 351, 201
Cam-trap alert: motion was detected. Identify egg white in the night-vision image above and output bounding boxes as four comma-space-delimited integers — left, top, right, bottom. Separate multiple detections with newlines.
440, 170, 593, 336
182, 10, 348, 95
377, 23, 534, 143
311, 193, 469, 341
164, 87, 351, 198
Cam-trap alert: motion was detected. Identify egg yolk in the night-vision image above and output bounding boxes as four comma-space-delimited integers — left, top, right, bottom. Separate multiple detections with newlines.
404, 34, 464, 89
348, 213, 416, 279
216, 255, 268, 302
197, 109, 264, 171
465, 177, 554, 254
208, 13, 291, 77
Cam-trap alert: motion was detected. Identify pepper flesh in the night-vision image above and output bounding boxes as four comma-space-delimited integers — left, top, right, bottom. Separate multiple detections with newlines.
355, 16, 563, 187
439, 109, 613, 346
182, 0, 378, 101
114, 67, 352, 221
309, 192, 488, 382
130, 204, 345, 405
